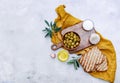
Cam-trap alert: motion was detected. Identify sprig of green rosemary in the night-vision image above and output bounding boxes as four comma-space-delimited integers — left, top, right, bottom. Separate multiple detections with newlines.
67, 57, 80, 70
42, 20, 61, 38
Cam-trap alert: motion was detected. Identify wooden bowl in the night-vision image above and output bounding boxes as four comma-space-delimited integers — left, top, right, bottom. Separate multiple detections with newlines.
62, 31, 81, 50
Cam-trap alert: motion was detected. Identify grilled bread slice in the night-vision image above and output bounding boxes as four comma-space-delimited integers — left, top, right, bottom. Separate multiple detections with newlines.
79, 46, 108, 72
95, 56, 108, 71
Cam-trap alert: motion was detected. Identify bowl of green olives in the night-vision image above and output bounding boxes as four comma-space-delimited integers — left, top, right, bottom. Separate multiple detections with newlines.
63, 32, 80, 50
51, 32, 80, 50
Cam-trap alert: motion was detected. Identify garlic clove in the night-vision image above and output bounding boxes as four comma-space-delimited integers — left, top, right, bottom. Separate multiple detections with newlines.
50, 53, 56, 58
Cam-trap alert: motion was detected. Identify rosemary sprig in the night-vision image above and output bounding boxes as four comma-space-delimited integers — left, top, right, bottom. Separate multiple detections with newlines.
67, 57, 80, 70
43, 20, 61, 38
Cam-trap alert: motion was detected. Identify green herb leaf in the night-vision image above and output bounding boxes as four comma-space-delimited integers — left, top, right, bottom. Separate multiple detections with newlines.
53, 22, 56, 28
67, 62, 74, 64
54, 28, 61, 32
50, 22, 53, 28
67, 60, 75, 64
45, 33, 49, 37
42, 29, 46, 31
67, 59, 75, 63
42, 27, 49, 32
67, 58, 80, 70
45, 20, 50, 27
45, 27, 50, 31
74, 61, 78, 70
49, 31, 52, 38
76, 60, 79, 67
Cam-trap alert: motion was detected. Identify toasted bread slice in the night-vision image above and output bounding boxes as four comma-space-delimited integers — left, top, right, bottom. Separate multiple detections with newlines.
95, 56, 108, 71
79, 46, 108, 72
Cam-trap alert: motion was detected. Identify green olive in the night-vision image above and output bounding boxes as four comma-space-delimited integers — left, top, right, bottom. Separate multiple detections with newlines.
65, 35, 67, 38
71, 46, 74, 49
74, 45, 76, 48
69, 40, 72, 42
76, 42, 79, 45
65, 44, 67, 46
74, 38, 76, 41
71, 42, 74, 45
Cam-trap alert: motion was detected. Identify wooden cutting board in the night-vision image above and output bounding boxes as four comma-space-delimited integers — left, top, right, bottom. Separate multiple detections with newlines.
51, 22, 96, 53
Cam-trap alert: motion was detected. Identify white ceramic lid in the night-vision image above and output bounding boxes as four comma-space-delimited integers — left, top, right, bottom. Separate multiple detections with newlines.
83, 20, 94, 31
89, 33, 100, 44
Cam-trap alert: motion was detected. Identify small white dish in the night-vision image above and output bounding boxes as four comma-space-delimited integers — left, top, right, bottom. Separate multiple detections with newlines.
83, 19, 94, 31
89, 33, 100, 44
